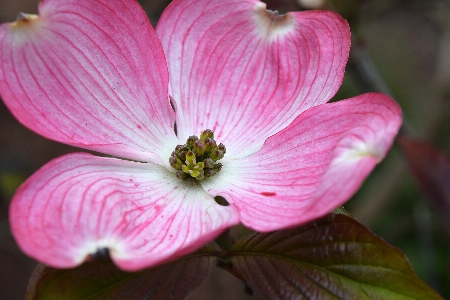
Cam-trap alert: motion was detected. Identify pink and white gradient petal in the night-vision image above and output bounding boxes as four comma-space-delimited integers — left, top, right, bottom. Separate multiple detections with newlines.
157, 0, 350, 158
10, 153, 239, 271
0, 0, 177, 164
202, 93, 402, 231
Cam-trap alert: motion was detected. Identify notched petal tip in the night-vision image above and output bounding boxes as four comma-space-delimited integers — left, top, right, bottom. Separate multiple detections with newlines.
6, 12, 45, 44
16, 12, 38, 21
252, 3, 295, 41
12, 12, 39, 27
72, 237, 125, 268
85, 247, 110, 263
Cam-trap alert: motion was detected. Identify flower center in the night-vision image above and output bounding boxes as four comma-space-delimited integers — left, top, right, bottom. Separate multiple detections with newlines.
169, 129, 226, 186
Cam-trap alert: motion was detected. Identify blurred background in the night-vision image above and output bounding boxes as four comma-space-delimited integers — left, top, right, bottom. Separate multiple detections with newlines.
1, 0, 449, 299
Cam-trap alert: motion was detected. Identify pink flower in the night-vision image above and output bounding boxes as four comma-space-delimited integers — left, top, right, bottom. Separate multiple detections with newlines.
0, 0, 401, 271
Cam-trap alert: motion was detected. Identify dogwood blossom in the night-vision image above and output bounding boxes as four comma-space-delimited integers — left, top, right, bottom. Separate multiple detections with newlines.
0, 0, 401, 271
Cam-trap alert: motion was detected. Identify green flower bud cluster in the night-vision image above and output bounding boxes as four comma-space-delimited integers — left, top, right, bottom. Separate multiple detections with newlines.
169, 129, 226, 185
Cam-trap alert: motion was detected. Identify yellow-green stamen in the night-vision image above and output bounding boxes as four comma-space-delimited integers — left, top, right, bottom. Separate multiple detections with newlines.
170, 129, 225, 185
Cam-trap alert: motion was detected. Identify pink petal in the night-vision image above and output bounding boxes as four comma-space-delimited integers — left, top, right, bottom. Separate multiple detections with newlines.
0, 0, 177, 164
157, 0, 350, 158
10, 153, 239, 271
202, 93, 402, 231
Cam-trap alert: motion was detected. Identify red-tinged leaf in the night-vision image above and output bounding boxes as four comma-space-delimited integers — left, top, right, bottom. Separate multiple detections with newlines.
227, 213, 443, 300
25, 246, 217, 300
399, 137, 450, 230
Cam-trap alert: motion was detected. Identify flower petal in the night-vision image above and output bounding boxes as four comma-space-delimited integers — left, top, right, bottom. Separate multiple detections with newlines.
157, 0, 350, 158
0, 0, 177, 164
202, 93, 402, 231
10, 153, 239, 271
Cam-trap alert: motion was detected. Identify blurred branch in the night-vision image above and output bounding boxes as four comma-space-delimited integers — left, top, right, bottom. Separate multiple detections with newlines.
347, 39, 415, 136
347, 41, 393, 96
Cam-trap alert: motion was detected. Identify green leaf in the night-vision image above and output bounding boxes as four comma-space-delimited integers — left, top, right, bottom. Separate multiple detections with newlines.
227, 214, 443, 300
26, 246, 217, 300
